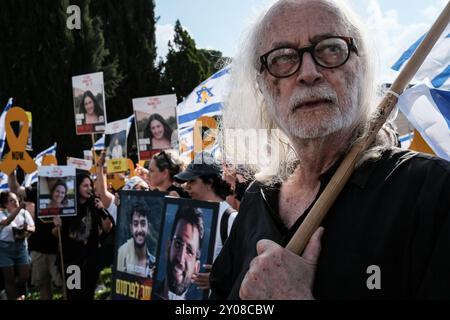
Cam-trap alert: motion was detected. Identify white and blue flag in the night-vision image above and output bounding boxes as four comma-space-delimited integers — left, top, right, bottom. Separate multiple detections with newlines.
392, 24, 450, 89
0, 173, 9, 192
397, 83, 450, 161
0, 98, 13, 158
177, 67, 231, 158
23, 143, 57, 187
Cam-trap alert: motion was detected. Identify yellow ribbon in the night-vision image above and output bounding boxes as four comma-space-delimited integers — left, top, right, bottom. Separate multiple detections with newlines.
0, 107, 37, 175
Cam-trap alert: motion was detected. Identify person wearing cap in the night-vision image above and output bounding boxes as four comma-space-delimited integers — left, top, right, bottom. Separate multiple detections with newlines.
174, 153, 238, 291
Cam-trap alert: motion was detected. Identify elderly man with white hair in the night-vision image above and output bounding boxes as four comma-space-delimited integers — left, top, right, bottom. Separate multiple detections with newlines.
210, 0, 450, 300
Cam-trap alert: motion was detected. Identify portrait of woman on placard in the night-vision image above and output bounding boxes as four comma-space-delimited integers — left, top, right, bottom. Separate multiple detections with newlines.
48, 180, 69, 209
79, 90, 104, 124
143, 113, 172, 150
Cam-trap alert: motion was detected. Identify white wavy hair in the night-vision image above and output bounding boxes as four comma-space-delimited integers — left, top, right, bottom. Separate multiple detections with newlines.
221, 0, 385, 184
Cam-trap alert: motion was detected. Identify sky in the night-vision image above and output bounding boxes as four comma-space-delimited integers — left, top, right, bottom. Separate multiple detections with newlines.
154, 0, 448, 84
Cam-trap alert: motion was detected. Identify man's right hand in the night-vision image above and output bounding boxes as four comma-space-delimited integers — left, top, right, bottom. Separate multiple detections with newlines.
239, 227, 324, 300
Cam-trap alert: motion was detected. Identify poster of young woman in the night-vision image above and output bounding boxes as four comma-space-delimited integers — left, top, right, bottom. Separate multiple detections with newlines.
72, 72, 107, 135
105, 118, 128, 173
152, 197, 219, 300
38, 166, 76, 218
112, 190, 166, 300
132, 94, 177, 161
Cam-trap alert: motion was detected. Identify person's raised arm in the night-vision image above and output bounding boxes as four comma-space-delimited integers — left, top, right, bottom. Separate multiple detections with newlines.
8, 171, 26, 199
95, 151, 114, 209
0, 201, 26, 227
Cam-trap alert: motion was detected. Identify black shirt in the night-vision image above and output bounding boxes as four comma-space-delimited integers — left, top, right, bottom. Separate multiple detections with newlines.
25, 187, 59, 254
167, 185, 190, 199
210, 148, 450, 299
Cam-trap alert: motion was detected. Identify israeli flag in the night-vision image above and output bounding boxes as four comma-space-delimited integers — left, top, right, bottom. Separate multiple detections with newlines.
23, 143, 57, 187
392, 24, 450, 89
177, 67, 230, 158
0, 172, 9, 192
0, 98, 13, 158
93, 135, 105, 151
177, 67, 231, 129
397, 83, 450, 161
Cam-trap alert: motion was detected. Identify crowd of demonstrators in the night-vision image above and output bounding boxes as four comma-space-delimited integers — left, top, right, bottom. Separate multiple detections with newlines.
0, 145, 255, 301
174, 152, 237, 292
0, 191, 34, 300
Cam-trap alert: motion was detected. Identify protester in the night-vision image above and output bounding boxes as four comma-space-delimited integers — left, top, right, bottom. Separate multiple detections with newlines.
54, 173, 113, 300
0, 192, 35, 300
149, 151, 188, 197
210, 0, 450, 300
8, 173, 62, 300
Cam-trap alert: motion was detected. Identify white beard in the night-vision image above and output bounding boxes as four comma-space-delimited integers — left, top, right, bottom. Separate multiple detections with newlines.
262, 80, 360, 140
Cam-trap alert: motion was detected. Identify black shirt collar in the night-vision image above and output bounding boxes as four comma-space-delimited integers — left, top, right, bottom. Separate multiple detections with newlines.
260, 151, 382, 245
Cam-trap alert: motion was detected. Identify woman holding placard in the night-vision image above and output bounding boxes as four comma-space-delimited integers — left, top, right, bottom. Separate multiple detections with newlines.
55, 173, 113, 300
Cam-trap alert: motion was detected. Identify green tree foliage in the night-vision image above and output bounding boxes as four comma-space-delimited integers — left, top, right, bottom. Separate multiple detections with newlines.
162, 20, 207, 102
0, 0, 121, 163
0, 0, 75, 161
198, 48, 227, 76
91, 0, 160, 121
0, 3, 225, 166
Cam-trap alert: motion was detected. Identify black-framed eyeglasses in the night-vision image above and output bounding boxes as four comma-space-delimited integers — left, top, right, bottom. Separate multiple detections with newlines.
259, 36, 358, 78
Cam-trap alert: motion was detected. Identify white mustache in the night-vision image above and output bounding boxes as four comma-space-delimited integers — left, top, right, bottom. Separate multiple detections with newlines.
288, 86, 338, 112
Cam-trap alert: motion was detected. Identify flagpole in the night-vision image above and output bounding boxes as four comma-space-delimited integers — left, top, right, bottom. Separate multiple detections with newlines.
57, 225, 67, 300
286, 2, 450, 254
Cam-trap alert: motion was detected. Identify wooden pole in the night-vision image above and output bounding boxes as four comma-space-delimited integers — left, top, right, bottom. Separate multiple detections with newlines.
91, 134, 97, 168
57, 225, 67, 300
286, 2, 450, 254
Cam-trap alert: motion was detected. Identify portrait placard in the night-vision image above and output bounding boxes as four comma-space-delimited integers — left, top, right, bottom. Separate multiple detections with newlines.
152, 197, 219, 300
133, 94, 177, 160
111, 190, 166, 300
72, 72, 107, 135
38, 166, 76, 218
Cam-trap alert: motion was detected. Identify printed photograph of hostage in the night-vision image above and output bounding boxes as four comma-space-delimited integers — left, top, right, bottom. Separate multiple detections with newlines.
133, 94, 177, 160
152, 198, 218, 300
38, 166, 76, 218
72, 72, 106, 135
116, 201, 155, 277
112, 191, 165, 300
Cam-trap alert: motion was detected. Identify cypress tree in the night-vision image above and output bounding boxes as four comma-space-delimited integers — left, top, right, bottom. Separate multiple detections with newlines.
163, 20, 207, 102
91, 0, 160, 121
